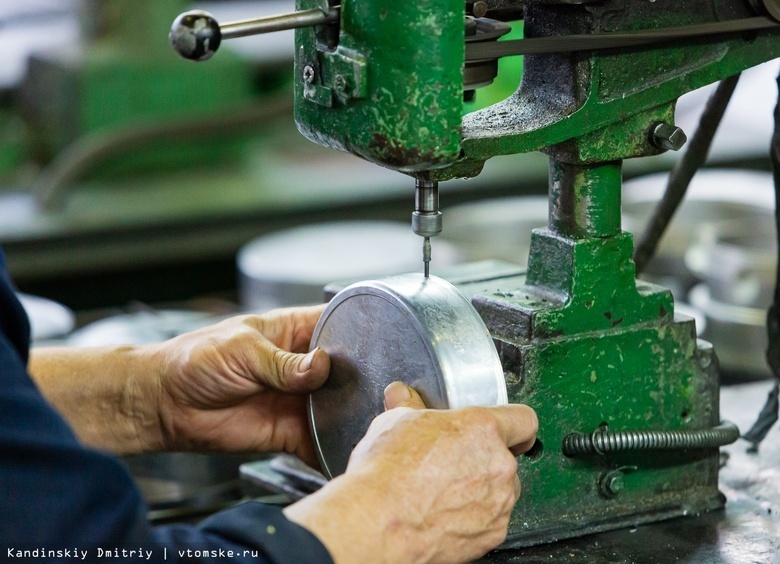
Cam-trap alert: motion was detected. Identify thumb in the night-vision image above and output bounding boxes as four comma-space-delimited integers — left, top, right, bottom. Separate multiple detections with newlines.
384, 382, 427, 410
257, 342, 331, 393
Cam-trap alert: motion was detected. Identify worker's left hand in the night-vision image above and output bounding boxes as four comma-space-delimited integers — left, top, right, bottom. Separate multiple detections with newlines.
153, 305, 330, 465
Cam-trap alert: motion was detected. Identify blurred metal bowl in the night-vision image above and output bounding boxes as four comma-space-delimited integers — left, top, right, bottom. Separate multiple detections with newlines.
439, 196, 549, 266
685, 217, 776, 309
238, 221, 460, 312
689, 284, 769, 379
623, 169, 774, 296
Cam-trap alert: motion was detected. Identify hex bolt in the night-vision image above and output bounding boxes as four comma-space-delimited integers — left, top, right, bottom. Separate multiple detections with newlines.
652, 123, 688, 151
598, 468, 631, 499
302, 65, 316, 84
606, 474, 624, 495
473, 1, 488, 17
334, 74, 347, 92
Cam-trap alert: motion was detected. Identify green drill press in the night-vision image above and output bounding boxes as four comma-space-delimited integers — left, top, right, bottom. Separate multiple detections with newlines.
169, 0, 780, 547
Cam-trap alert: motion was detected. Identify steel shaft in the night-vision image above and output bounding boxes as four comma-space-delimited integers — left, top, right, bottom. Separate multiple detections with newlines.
221, 7, 339, 40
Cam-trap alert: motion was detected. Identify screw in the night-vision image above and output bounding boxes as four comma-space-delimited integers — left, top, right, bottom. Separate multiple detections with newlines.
473, 1, 488, 17
652, 123, 687, 151
334, 74, 347, 92
302, 65, 315, 84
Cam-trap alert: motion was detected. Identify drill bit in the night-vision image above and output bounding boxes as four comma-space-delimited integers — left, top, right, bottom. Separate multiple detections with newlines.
423, 236, 431, 278
412, 180, 442, 278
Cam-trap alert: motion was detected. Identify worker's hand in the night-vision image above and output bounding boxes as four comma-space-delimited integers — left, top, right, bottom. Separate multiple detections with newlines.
284, 383, 538, 563
153, 305, 330, 465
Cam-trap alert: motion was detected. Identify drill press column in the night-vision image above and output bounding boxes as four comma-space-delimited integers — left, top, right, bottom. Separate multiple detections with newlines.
548, 161, 622, 240
470, 156, 729, 547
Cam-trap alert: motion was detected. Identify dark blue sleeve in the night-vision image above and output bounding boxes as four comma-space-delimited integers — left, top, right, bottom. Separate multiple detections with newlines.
0, 250, 333, 563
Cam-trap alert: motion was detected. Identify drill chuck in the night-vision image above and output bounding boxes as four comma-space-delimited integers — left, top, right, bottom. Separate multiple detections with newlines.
412, 212, 443, 238
412, 180, 442, 238
413, 180, 441, 278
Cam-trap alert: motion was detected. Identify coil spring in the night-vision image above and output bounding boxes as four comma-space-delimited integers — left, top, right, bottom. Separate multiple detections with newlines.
562, 421, 740, 457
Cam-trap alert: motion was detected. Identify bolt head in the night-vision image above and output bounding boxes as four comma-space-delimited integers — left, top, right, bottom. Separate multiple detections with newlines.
473, 1, 488, 17
334, 74, 347, 92
302, 65, 316, 84
607, 475, 624, 494
653, 123, 687, 152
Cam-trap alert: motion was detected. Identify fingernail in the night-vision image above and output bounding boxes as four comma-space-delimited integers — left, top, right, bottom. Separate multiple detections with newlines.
384, 382, 411, 408
300, 348, 318, 372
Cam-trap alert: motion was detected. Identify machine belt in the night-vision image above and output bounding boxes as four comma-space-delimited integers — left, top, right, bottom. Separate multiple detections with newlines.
465, 16, 780, 61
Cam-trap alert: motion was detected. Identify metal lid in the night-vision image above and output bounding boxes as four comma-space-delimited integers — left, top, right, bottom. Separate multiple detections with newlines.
308, 273, 507, 478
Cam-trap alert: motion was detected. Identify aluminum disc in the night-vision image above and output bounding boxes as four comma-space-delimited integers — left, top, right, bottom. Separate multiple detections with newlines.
308, 273, 507, 478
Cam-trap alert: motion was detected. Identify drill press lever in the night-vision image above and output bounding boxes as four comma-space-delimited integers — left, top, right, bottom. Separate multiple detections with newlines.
169, 6, 340, 61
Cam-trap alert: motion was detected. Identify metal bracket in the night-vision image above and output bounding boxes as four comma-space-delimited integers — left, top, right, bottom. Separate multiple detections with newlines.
300, 45, 367, 107
323, 47, 367, 104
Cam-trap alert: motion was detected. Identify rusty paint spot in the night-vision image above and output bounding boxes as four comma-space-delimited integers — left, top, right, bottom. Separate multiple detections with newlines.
612, 317, 624, 328
659, 304, 668, 317
368, 133, 442, 168
604, 311, 612, 321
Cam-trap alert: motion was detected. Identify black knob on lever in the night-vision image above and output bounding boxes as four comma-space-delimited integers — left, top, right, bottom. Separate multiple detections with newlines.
169, 11, 222, 61
170, 7, 340, 62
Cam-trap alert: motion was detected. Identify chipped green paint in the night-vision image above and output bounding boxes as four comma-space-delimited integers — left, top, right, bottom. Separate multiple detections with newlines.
473, 270, 721, 546
294, 0, 464, 173
516, 162, 674, 338
501, 319, 720, 546
548, 161, 622, 239
470, 159, 722, 546
292, 0, 780, 178
453, 10, 780, 179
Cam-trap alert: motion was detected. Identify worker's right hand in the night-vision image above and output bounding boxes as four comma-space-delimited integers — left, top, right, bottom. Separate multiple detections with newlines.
284, 383, 538, 564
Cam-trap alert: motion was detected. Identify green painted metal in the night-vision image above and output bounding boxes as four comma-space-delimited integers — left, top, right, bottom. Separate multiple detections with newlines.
293, 1, 780, 177
470, 159, 720, 545
548, 161, 621, 239
22, 0, 258, 175
500, 311, 721, 546
294, 0, 464, 172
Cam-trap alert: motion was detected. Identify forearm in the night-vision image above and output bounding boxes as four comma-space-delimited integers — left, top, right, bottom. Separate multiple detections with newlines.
28, 345, 166, 455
